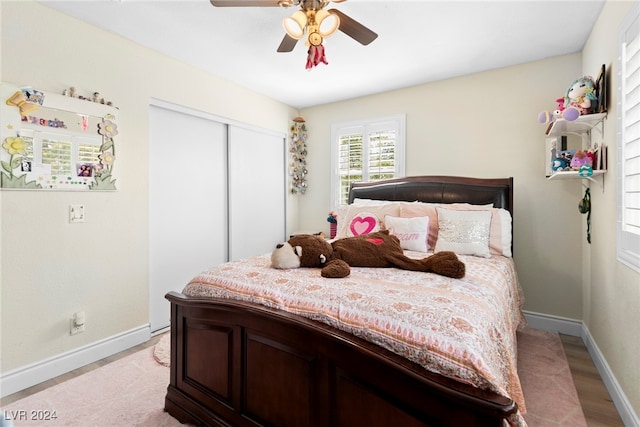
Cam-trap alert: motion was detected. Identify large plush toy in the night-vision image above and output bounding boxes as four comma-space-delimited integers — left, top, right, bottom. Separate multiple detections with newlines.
538, 76, 599, 123
270, 230, 465, 279
562, 76, 598, 121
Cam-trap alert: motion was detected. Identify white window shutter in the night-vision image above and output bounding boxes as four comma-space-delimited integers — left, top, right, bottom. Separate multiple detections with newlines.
617, 6, 640, 271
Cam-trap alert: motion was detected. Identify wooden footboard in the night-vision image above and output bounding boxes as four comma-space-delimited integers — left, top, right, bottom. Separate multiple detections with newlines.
164, 291, 517, 427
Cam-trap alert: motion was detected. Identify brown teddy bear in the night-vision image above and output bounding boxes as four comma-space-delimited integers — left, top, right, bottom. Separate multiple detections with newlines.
270, 230, 465, 279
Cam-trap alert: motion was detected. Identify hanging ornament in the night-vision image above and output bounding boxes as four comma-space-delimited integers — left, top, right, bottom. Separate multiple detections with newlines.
289, 117, 308, 194
305, 33, 328, 69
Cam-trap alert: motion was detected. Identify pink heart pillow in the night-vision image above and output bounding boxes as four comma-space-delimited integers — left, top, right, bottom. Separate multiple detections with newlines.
349, 216, 377, 236
335, 203, 400, 239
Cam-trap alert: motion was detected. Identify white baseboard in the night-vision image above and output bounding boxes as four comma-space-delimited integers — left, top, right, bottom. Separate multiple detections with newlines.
0, 324, 150, 399
524, 311, 639, 426
523, 310, 583, 336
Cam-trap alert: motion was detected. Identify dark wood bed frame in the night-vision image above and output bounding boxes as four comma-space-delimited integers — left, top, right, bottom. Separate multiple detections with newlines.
164, 176, 515, 427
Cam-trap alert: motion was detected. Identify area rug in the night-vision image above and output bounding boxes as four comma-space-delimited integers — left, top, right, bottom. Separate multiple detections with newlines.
3, 327, 585, 427
517, 328, 587, 427
153, 335, 170, 367
2, 345, 182, 427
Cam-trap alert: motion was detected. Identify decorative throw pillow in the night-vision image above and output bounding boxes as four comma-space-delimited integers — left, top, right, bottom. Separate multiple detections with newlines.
336, 203, 401, 238
399, 202, 439, 248
384, 215, 430, 252
400, 202, 512, 257
434, 208, 492, 258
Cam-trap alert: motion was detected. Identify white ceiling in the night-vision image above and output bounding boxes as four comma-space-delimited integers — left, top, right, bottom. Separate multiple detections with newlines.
40, 0, 605, 109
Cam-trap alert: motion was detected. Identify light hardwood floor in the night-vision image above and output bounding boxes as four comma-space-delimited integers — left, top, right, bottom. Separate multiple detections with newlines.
560, 334, 625, 426
1, 333, 627, 426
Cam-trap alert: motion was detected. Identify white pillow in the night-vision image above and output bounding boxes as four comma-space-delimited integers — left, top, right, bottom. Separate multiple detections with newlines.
494, 208, 513, 257
434, 208, 491, 258
384, 215, 430, 252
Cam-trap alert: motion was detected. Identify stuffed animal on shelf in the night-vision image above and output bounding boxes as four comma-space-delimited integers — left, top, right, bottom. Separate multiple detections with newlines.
538, 97, 567, 124
538, 76, 599, 123
551, 157, 569, 172
570, 149, 593, 170
552, 149, 575, 172
270, 230, 465, 279
562, 76, 598, 121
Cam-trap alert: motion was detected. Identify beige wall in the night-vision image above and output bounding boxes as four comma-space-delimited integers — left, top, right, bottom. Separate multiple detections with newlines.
0, 1, 297, 372
581, 0, 640, 414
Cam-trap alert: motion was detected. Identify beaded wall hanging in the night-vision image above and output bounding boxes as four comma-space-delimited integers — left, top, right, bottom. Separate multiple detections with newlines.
289, 116, 308, 194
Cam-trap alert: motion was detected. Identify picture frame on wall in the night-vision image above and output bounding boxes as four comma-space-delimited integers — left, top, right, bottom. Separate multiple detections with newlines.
595, 64, 606, 113
1, 83, 119, 191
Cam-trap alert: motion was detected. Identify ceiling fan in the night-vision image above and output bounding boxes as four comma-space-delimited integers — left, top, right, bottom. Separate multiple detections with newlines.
209, 0, 378, 68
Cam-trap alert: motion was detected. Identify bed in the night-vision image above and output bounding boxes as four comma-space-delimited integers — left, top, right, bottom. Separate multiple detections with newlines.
164, 175, 525, 427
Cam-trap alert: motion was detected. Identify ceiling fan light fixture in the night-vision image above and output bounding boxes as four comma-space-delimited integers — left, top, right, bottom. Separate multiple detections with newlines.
283, 10, 307, 40
316, 10, 339, 37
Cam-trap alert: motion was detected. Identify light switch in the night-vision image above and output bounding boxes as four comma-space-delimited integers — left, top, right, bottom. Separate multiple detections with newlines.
69, 205, 85, 223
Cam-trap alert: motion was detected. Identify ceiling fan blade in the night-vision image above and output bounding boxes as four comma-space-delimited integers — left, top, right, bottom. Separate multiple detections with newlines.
210, 0, 281, 6
329, 9, 378, 45
277, 34, 299, 52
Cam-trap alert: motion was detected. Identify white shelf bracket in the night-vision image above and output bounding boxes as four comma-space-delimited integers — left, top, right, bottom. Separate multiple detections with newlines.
592, 119, 605, 140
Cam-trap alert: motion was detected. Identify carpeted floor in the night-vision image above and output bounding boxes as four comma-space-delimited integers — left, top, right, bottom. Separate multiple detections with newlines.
3, 340, 179, 427
3, 327, 585, 426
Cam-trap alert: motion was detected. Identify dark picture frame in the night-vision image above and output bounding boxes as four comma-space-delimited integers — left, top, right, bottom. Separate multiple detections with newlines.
595, 64, 606, 113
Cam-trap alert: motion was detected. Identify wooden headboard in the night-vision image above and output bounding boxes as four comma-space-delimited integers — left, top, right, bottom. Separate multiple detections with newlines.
349, 175, 514, 218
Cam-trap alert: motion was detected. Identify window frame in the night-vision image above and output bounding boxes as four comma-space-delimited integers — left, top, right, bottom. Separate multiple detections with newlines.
616, 5, 640, 272
330, 114, 406, 208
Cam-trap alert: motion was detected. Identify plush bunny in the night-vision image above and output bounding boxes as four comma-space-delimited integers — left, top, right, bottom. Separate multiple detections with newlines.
271, 230, 465, 279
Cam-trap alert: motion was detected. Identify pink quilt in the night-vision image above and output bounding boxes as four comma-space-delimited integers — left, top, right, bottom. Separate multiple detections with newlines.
183, 252, 527, 418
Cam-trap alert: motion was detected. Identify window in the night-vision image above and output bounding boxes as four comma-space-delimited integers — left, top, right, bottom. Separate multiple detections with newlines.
331, 115, 406, 207
617, 6, 640, 272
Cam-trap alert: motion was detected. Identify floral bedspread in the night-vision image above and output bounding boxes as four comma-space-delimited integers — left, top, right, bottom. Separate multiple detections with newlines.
183, 252, 527, 418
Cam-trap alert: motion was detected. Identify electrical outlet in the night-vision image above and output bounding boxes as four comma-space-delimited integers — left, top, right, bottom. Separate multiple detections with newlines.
69, 205, 85, 223
70, 311, 85, 335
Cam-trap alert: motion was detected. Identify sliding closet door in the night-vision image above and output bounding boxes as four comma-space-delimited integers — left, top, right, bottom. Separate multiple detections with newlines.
149, 103, 227, 333
228, 126, 286, 260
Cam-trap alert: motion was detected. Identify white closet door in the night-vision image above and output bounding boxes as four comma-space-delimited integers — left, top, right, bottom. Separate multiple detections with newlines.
149, 104, 227, 333
228, 126, 286, 260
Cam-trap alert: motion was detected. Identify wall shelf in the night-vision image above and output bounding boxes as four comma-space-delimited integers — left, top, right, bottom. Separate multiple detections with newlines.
545, 112, 607, 137
547, 169, 606, 186
544, 112, 607, 186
